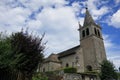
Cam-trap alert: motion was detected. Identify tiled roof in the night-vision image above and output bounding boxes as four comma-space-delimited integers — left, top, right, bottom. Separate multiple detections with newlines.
44, 54, 60, 63
58, 45, 80, 58
44, 45, 80, 62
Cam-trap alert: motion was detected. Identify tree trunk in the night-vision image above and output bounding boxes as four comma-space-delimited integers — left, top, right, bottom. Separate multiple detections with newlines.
16, 70, 33, 80
24, 73, 32, 80
17, 71, 25, 80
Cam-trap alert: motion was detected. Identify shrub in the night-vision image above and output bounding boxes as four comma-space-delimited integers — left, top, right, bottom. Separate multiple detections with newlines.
64, 67, 77, 73
32, 72, 48, 80
100, 60, 118, 80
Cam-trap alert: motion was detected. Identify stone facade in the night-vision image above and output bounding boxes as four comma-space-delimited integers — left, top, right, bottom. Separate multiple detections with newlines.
40, 54, 61, 72
59, 46, 85, 72
39, 8, 106, 74
40, 61, 61, 72
63, 73, 99, 80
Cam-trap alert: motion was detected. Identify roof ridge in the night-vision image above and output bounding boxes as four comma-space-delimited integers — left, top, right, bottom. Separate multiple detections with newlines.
58, 45, 80, 54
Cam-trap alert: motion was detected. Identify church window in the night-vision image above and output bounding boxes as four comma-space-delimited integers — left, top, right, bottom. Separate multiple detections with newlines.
86, 28, 89, 35
97, 30, 100, 37
66, 63, 69, 67
86, 65, 92, 71
94, 28, 97, 35
82, 30, 85, 38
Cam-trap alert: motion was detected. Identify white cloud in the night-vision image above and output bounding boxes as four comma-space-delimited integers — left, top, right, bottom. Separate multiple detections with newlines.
108, 53, 120, 69
71, 2, 82, 16
37, 7, 78, 30
0, 0, 80, 56
92, 6, 109, 20
87, 0, 96, 9
44, 33, 79, 56
103, 35, 114, 49
19, 0, 68, 11
109, 9, 120, 28
115, 0, 120, 4
86, 0, 109, 20
114, 59, 120, 69
36, 6, 80, 56
0, 0, 68, 32
103, 34, 120, 69
0, 1, 32, 32
26, 20, 43, 29
0, 0, 110, 32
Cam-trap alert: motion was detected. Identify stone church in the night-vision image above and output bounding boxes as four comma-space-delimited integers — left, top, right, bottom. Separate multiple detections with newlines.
40, 8, 107, 73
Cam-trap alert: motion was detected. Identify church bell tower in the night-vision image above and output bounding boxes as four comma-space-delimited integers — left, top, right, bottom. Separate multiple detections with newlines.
78, 8, 106, 71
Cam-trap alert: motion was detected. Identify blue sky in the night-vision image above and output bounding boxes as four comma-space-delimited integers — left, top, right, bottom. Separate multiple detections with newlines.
0, 0, 120, 69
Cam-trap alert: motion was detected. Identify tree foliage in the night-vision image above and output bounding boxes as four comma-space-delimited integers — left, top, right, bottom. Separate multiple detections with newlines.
10, 30, 45, 80
0, 33, 19, 71
0, 30, 45, 80
100, 60, 118, 80
117, 72, 120, 80
0, 34, 11, 70
0, 33, 19, 80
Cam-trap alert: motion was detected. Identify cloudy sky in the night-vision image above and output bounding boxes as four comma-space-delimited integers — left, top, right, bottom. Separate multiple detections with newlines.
0, 0, 120, 69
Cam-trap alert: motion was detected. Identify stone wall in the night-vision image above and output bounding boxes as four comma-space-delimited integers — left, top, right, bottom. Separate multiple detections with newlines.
40, 61, 61, 72
63, 73, 82, 80
40, 70, 100, 80
63, 73, 99, 80
59, 48, 85, 73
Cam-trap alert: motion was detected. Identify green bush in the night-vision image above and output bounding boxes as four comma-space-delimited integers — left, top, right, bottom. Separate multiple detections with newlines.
32, 72, 48, 80
85, 71, 98, 74
64, 67, 77, 73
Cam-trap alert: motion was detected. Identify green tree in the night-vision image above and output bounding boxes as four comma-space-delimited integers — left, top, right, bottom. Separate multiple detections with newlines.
10, 30, 45, 80
0, 32, 22, 70
100, 60, 118, 80
0, 33, 11, 70
0, 32, 22, 80
117, 72, 120, 80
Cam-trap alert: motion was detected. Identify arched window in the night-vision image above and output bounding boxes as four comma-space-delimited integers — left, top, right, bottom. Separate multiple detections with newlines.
94, 28, 97, 35
86, 28, 89, 36
86, 65, 92, 71
66, 63, 69, 67
97, 29, 100, 37
82, 30, 85, 38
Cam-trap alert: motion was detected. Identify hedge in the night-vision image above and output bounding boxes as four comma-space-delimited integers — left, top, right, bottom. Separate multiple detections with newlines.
64, 67, 77, 73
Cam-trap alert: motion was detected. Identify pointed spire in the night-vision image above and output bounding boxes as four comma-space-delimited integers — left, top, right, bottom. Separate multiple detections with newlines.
83, 7, 96, 27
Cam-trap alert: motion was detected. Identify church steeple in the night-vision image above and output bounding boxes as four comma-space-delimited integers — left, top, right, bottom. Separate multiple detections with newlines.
83, 8, 96, 27
79, 7, 106, 72
78, 8, 103, 41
